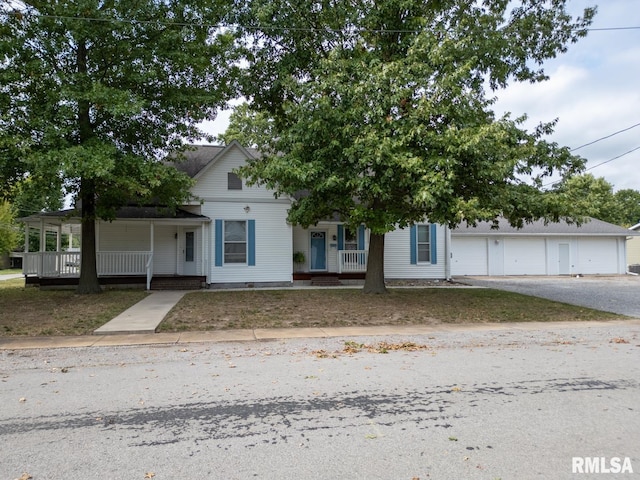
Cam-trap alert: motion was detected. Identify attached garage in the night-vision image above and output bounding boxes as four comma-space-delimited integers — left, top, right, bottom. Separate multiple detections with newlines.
451, 237, 488, 275
451, 217, 633, 277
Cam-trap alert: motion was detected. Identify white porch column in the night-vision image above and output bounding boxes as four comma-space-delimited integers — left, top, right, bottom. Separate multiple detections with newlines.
39, 218, 45, 276
39, 219, 45, 252
150, 222, 154, 254
24, 224, 29, 253
444, 225, 452, 281
56, 225, 62, 252
201, 221, 206, 277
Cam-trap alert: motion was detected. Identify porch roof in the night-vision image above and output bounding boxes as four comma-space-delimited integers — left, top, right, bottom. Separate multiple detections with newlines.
21, 206, 210, 225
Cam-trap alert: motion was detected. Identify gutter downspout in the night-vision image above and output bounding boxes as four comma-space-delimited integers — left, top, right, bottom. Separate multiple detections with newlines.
444, 224, 452, 281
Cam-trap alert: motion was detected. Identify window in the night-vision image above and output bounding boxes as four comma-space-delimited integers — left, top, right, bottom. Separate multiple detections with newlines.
227, 172, 242, 190
344, 228, 358, 250
417, 225, 430, 263
410, 224, 437, 265
185, 231, 194, 262
224, 220, 246, 263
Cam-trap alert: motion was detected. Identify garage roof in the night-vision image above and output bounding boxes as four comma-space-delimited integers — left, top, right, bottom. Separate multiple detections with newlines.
453, 217, 636, 237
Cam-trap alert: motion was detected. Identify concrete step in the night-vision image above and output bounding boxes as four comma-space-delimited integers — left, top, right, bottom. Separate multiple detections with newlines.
151, 277, 204, 290
310, 276, 342, 287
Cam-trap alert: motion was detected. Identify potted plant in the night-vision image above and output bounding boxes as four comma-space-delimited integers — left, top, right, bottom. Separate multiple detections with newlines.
293, 251, 306, 271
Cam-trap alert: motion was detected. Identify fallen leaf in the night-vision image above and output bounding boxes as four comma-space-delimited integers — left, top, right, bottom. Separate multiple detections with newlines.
610, 337, 629, 344
18, 397, 26, 403
16, 473, 32, 480
144, 473, 155, 478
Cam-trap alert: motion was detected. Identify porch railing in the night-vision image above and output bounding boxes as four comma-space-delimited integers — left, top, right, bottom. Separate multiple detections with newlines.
337, 250, 367, 273
23, 251, 152, 277
97, 251, 151, 276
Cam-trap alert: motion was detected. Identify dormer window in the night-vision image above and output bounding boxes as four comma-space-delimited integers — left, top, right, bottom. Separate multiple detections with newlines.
228, 172, 242, 190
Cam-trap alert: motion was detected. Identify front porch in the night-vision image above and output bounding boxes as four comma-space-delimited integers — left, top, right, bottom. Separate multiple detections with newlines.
20, 207, 211, 290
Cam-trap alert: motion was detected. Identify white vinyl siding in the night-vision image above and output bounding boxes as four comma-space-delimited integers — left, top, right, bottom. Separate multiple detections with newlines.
98, 223, 150, 251
191, 144, 277, 202
153, 225, 178, 275
203, 201, 291, 284
384, 224, 446, 279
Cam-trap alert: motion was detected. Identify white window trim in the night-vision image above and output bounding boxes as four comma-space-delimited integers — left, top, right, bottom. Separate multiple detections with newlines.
223, 220, 247, 265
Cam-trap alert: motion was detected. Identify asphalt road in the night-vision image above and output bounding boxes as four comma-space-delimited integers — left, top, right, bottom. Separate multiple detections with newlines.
1, 323, 639, 479
461, 275, 640, 318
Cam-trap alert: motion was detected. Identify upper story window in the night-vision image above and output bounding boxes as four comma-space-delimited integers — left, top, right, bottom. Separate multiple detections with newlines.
228, 172, 242, 190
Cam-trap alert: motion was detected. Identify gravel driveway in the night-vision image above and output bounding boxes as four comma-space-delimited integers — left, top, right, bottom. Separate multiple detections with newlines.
459, 275, 640, 318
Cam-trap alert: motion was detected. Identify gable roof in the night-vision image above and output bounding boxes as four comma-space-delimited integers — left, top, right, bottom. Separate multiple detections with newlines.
452, 217, 634, 237
170, 141, 260, 179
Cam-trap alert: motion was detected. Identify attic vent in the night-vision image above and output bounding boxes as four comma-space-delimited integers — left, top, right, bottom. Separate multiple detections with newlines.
228, 172, 242, 190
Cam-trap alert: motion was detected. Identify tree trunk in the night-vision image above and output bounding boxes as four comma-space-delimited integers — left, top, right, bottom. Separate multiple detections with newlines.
75, 39, 102, 294
363, 232, 387, 294
77, 177, 102, 294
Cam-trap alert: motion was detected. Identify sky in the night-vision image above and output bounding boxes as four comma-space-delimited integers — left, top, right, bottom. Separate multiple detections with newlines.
200, 0, 640, 192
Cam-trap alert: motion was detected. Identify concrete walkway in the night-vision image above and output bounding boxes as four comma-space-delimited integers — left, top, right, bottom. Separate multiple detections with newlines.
93, 290, 187, 335
0, 273, 23, 281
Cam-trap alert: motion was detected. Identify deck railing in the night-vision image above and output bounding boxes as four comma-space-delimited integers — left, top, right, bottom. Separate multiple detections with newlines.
338, 250, 367, 273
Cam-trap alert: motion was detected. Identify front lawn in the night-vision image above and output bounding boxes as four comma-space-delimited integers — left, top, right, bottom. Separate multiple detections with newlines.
0, 279, 148, 336
159, 287, 624, 331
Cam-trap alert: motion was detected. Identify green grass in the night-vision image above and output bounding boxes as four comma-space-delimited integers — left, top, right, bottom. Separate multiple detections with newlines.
159, 287, 626, 332
0, 280, 628, 337
0, 279, 148, 336
0, 268, 22, 275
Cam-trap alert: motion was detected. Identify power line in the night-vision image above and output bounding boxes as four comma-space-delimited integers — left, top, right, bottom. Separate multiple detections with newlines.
585, 145, 640, 172
1, 10, 639, 35
571, 121, 640, 152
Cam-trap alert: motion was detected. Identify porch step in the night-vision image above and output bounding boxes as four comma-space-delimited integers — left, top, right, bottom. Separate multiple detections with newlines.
150, 276, 204, 290
310, 276, 342, 287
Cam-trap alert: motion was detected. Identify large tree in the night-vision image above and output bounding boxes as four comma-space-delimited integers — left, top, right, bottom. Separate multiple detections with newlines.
234, 0, 594, 293
552, 174, 618, 225
0, 201, 18, 256
613, 189, 640, 227
0, 0, 238, 292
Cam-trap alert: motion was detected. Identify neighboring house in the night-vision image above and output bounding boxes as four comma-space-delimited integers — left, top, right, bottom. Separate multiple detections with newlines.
627, 222, 640, 270
451, 217, 634, 276
19, 141, 634, 288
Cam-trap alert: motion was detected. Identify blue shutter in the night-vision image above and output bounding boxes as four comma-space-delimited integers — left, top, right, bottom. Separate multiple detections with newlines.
410, 225, 417, 265
248, 219, 256, 266
337, 224, 344, 250
358, 225, 365, 250
214, 220, 222, 267
430, 223, 437, 265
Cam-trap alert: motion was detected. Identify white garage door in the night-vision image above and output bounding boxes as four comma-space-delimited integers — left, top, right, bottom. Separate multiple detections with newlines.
577, 238, 619, 274
504, 238, 546, 275
452, 237, 488, 275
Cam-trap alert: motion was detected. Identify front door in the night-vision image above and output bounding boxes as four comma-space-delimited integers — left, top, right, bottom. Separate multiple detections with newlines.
310, 231, 327, 271
183, 230, 196, 275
